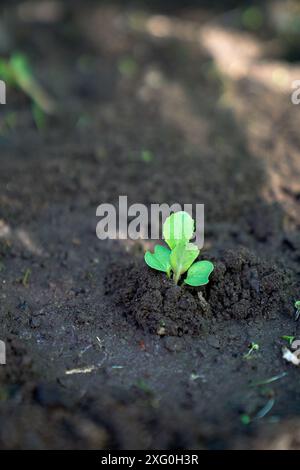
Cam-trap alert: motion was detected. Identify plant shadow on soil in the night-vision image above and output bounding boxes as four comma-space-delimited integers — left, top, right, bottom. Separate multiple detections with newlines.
1, 1, 300, 450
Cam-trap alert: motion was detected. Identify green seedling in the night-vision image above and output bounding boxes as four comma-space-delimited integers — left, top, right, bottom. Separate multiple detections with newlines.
240, 414, 251, 425
282, 335, 295, 346
295, 300, 300, 320
0, 53, 56, 114
240, 398, 275, 425
251, 371, 288, 387
22, 268, 31, 287
144, 211, 214, 286
243, 342, 259, 359
254, 398, 275, 420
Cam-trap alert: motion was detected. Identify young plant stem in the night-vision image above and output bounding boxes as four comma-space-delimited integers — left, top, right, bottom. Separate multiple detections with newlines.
173, 270, 180, 285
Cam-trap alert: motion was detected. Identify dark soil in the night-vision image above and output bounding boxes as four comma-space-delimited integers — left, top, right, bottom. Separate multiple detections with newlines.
1, 0, 300, 450
106, 248, 295, 336
106, 262, 211, 336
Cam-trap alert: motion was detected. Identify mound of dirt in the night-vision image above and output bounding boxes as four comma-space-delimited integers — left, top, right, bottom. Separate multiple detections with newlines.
105, 260, 212, 336
209, 248, 295, 321
105, 248, 295, 336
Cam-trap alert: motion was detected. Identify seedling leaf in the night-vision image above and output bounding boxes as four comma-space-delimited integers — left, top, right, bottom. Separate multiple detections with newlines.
184, 260, 214, 287
170, 242, 199, 283
282, 335, 295, 346
243, 342, 259, 359
10, 53, 32, 85
163, 211, 194, 249
251, 371, 287, 387
254, 398, 275, 420
144, 210, 214, 288
0, 53, 56, 114
144, 245, 171, 276
0, 58, 15, 85
241, 414, 251, 425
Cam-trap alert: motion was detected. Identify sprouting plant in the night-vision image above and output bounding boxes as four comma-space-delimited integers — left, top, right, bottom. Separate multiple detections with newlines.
282, 335, 295, 346
243, 342, 259, 359
240, 414, 251, 425
144, 211, 214, 287
22, 268, 31, 287
0, 53, 56, 115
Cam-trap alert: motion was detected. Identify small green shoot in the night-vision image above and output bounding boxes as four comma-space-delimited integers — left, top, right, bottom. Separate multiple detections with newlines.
145, 211, 214, 286
240, 414, 251, 425
243, 342, 259, 359
0, 53, 56, 114
240, 398, 275, 425
282, 335, 295, 346
251, 371, 288, 387
254, 398, 275, 420
22, 268, 31, 287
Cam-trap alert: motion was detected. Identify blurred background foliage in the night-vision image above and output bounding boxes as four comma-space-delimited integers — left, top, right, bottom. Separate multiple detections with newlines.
1, 0, 299, 62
